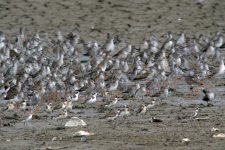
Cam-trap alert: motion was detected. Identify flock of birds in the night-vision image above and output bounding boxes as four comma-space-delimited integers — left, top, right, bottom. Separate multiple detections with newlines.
0, 28, 224, 125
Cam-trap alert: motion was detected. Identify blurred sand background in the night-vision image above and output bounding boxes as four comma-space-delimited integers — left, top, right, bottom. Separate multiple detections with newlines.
0, 0, 225, 43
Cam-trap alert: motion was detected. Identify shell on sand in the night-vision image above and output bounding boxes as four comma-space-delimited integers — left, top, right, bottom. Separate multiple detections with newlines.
213, 133, 225, 138
181, 138, 190, 143
73, 130, 95, 137
65, 117, 87, 127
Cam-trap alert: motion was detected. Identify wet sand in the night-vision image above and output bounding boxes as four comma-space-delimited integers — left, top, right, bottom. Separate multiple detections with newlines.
1, 78, 225, 150
1, 0, 225, 150
0, 0, 225, 43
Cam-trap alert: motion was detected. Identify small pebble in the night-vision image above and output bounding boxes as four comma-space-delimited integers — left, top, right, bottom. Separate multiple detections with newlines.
6, 138, 11, 142
52, 137, 57, 141
81, 136, 87, 142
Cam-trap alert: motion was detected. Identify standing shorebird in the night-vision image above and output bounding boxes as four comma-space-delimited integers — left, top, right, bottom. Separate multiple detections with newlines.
134, 86, 147, 101
119, 105, 130, 117
191, 107, 200, 118
184, 74, 203, 95
105, 97, 118, 108
22, 113, 33, 127
3, 102, 16, 111
69, 91, 79, 101
105, 37, 115, 52
66, 100, 73, 111
100, 109, 120, 121
54, 109, 68, 126
54, 109, 68, 120
147, 98, 156, 109
136, 104, 147, 115
45, 103, 53, 113
202, 89, 215, 106
211, 59, 225, 77
86, 92, 97, 104
20, 100, 28, 111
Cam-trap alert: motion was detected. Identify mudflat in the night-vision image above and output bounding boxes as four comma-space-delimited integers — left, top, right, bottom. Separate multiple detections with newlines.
1, 0, 225, 150
0, 0, 225, 42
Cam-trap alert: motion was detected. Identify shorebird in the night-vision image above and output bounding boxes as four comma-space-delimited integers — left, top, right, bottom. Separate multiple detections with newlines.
119, 105, 130, 117
105, 97, 118, 108
19, 100, 28, 111
86, 92, 97, 104
184, 74, 203, 95
202, 89, 215, 105
22, 113, 33, 127
176, 32, 186, 47
69, 91, 79, 101
66, 100, 73, 111
147, 98, 156, 109
3, 102, 16, 111
211, 59, 225, 77
107, 77, 120, 96
105, 38, 115, 52
214, 32, 224, 48
191, 107, 200, 118
104, 110, 120, 121
134, 86, 147, 101
61, 101, 68, 110
45, 103, 53, 113
54, 109, 68, 120
0, 85, 10, 95
136, 104, 147, 115
161, 31, 174, 50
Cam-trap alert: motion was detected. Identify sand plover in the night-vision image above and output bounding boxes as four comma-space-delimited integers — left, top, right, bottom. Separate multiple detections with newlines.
66, 100, 73, 111
22, 113, 33, 127
45, 103, 53, 113
69, 91, 79, 101
191, 107, 200, 118
3, 102, 16, 111
105, 97, 118, 108
147, 98, 156, 109
86, 92, 97, 104
106, 110, 120, 121
136, 104, 147, 115
119, 105, 130, 117
19, 100, 28, 111
54, 109, 68, 120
